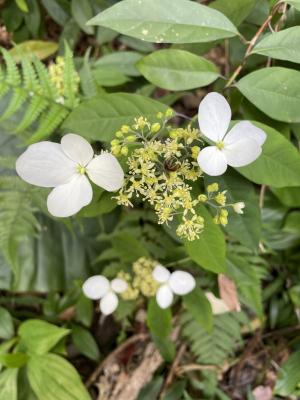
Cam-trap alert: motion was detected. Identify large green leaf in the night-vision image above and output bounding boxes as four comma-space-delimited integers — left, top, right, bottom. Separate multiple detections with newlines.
210, 0, 256, 26
206, 170, 261, 250
271, 186, 300, 207
285, 0, 300, 11
0, 307, 14, 339
137, 49, 219, 90
87, 0, 239, 44
0, 368, 18, 400
19, 320, 70, 355
183, 287, 213, 332
275, 350, 300, 396
71, 0, 94, 35
185, 205, 226, 273
62, 93, 169, 141
236, 67, 300, 123
94, 51, 143, 77
27, 353, 91, 400
236, 122, 300, 187
252, 27, 300, 64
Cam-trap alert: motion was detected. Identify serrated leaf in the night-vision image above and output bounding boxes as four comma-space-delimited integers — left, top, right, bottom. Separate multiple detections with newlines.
137, 49, 219, 91
62, 93, 169, 142
0, 307, 14, 339
27, 353, 91, 400
236, 67, 300, 123
252, 27, 300, 64
18, 320, 70, 355
87, 0, 239, 44
185, 205, 226, 274
183, 288, 213, 332
0, 368, 18, 400
9, 41, 58, 62
236, 122, 300, 187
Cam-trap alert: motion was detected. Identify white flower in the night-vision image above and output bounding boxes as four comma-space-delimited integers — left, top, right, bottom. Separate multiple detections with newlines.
16, 133, 124, 217
233, 201, 245, 214
152, 265, 196, 309
197, 92, 267, 176
82, 275, 128, 315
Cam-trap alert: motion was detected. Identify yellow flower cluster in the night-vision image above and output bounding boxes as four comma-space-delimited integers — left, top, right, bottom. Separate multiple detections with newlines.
48, 56, 80, 104
117, 257, 159, 300
200, 183, 229, 226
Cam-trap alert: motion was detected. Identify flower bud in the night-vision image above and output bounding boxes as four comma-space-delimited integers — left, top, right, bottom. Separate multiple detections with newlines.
198, 194, 207, 202
207, 183, 219, 193
232, 202, 245, 214
121, 146, 129, 156
151, 123, 161, 133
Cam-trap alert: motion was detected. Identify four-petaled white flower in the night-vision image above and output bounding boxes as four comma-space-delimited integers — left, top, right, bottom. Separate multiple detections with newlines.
197, 92, 267, 176
82, 275, 128, 315
16, 133, 124, 217
152, 265, 196, 309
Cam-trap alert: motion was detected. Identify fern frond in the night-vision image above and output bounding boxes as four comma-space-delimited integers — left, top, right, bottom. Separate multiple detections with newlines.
1, 49, 21, 86
181, 311, 247, 365
15, 95, 48, 133
21, 58, 39, 92
0, 88, 27, 121
0, 81, 9, 99
27, 103, 69, 143
33, 58, 58, 100
63, 44, 78, 108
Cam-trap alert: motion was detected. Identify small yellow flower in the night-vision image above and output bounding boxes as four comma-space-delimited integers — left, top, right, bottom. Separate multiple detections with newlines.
198, 194, 208, 202
214, 191, 227, 206
207, 183, 219, 193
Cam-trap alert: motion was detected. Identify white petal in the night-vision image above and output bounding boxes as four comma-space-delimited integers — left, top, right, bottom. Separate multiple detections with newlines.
111, 278, 128, 293
86, 153, 124, 192
156, 284, 174, 309
82, 275, 110, 300
169, 271, 196, 296
205, 292, 230, 315
61, 133, 94, 166
198, 92, 231, 142
100, 292, 119, 315
47, 174, 92, 217
224, 121, 267, 146
152, 265, 171, 284
223, 138, 262, 168
197, 146, 228, 176
16, 142, 76, 187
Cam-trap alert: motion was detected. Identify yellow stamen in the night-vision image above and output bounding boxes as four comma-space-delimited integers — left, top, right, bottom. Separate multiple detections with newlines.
77, 165, 86, 175
216, 141, 224, 150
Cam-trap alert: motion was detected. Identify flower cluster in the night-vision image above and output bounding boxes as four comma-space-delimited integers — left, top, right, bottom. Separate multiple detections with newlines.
48, 56, 80, 104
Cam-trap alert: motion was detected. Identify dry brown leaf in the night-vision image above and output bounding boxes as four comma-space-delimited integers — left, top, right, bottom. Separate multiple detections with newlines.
218, 274, 241, 312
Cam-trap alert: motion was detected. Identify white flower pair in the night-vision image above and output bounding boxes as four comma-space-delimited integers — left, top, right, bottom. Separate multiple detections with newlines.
83, 265, 196, 315
16, 133, 124, 217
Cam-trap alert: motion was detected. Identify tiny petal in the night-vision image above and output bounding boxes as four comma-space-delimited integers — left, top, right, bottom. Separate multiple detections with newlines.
111, 278, 128, 293
61, 133, 94, 166
198, 92, 231, 142
223, 138, 262, 167
152, 264, 171, 284
156, 284, 174, 309
197, 146, 227, 176
233, 202, 245, 214
47, 174, 92, 217
100, 291, 119, 315
82, 275, 110, 300
16, 142, 76, 187
87, 153, 124, 192
225, 121, 266, 146
205, 292, 230, 315
169, 271, 196, 295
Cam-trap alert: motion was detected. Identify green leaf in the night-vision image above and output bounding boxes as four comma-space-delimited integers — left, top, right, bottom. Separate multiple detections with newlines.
163, 381, 186, 400
27, 353, 91, 400
72, 324, 100, 362
0, 353, 28, 368
185, 205, 226, 273
62, 93, 169, 142
15, 0, 28, 12
9, 41, 58, 62
40, 0, 69, 26
138, 377, 164, 400
147, 298, 175, 362
0, 368, 18, 400
210, 0, 256, 26
71, 0, 94, 35
92, 67, 130, 87
236, 122, 300, 187
206, 170, 261, 250
94, 51, 143, 77
0, 307, 14, 339
275, 350, 300, 396
252, 27, 300, 64
137, 49, 219, 91
271, 186, 300, 207
87, 0, 239, 44
183, 288, 213, 332
18, 320, 70, 355
112, 231, 149, 263
236, 67, 300, 123
285, 0, 300, 11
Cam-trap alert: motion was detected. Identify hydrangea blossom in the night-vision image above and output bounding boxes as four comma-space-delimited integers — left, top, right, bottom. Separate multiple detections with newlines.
16, 134, 124, 217
197, 92, 267, 176
152, 265, 196, 309
82, 275, 128, 315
